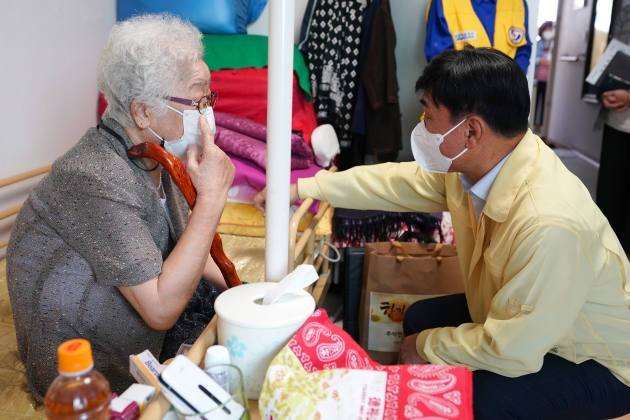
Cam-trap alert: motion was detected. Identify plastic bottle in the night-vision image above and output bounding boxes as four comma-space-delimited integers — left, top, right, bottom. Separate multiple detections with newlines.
204, 345, 231, 393
44, 339, 111, 420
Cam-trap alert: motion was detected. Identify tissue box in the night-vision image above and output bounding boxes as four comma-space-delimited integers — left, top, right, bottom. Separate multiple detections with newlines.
110, 398, 139, 420
119, 383, 156, 414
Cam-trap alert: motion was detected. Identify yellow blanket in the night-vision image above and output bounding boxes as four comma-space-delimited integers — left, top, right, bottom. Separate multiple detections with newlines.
218, 202, 332, 238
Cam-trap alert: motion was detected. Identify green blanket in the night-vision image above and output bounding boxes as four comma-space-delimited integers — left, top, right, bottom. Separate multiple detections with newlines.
202, 34, 311, 101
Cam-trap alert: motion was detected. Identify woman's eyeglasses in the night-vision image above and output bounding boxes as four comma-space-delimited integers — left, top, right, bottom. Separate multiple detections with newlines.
166, 91, 218, 114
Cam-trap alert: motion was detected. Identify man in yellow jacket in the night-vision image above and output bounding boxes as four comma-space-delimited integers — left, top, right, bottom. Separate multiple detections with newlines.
254, 46, 630, 417
425, 0, 532, 73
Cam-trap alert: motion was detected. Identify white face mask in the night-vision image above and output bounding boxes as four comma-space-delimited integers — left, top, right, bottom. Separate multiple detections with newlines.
149, 106, 216, 161
410, 118, 467, 173
541, 30, 554, 41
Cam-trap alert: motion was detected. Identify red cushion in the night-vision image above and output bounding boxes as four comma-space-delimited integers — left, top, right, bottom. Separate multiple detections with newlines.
210, 68, 316, 145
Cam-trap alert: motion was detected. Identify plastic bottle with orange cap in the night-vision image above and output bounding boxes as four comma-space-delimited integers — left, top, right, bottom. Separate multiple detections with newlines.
44, 338, 112, 419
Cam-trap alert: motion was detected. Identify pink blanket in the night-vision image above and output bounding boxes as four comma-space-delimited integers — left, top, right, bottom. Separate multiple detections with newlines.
229, 153, 323, 213
215, 127, 312, 170
214, 112, 314, 170
215, 112, 314, 159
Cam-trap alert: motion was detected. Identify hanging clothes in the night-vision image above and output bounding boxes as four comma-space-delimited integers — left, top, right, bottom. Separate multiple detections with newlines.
337, 0, 381, 170
363, 0, 402, 158
350, 0, 382, 137
300, 0, 368, 150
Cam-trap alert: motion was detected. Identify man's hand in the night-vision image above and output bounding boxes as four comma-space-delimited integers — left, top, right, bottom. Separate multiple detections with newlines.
253, 184, 300, 213
602, 89, 630, 112
398, 333, 429, 365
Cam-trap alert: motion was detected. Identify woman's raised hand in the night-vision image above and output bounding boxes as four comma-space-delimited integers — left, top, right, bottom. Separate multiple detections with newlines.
186, 114, 234, 202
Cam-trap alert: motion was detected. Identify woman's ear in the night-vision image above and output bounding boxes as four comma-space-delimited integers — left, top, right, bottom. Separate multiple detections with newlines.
464, 117, 484, 149
130, 99, 150, 130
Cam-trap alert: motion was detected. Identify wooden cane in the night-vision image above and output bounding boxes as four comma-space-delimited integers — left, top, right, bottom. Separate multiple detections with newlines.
127, 142, 242, 288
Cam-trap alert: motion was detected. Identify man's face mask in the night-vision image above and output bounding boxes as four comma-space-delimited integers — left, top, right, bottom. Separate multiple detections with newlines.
410, 118, 467, 173
149, 105, 216, 161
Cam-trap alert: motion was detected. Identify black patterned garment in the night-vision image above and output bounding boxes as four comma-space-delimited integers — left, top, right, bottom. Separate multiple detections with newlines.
302, 0, 367, 148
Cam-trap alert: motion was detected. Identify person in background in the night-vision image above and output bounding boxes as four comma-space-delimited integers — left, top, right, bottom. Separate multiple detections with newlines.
533, 20, 553, 133
7, 14, 234, 400
597, 4, 630, 258
424, 0, 532, 73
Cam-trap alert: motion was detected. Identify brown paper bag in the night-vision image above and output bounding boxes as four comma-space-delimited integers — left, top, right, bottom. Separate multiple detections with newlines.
358, 241, 464, 364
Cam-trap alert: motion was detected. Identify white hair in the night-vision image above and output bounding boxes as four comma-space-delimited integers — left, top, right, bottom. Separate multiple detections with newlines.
98, 14, 204, 127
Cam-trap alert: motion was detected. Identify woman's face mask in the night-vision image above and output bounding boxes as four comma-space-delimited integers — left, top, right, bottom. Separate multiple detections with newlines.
149, 105, 216, 161
541, 30, 554, 41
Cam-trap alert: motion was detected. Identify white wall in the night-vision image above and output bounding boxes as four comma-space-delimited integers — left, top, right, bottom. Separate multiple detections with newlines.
249, 0, 540, 162
0, 1, 117, 258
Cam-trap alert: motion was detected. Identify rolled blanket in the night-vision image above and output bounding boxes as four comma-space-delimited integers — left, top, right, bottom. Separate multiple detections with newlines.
215, 111, 314, 160
229, 153, 322, 213
215, 126, 313, 170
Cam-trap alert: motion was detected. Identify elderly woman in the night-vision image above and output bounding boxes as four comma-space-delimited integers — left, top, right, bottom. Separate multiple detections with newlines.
6, 14, 234, 400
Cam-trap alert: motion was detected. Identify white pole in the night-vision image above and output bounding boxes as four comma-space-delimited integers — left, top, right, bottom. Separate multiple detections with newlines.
265, 0, 295, 282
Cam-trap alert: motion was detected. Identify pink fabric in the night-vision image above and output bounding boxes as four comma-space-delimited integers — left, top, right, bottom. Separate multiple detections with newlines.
214, 112, 314, 160
288, 309, 474, 420
227, 183, 259, 204
229, 153, 322, 213
215, 126, 312, 170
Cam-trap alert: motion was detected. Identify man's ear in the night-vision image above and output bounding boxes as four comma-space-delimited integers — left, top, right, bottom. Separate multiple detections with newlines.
463, 116, 484, 149
130, 99, 150, 129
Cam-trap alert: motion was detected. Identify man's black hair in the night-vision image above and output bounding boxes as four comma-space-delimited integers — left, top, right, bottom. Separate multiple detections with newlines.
415, 45, 530, 139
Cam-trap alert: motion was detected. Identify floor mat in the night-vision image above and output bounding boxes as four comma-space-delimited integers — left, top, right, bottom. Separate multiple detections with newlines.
0, 259, 45, 419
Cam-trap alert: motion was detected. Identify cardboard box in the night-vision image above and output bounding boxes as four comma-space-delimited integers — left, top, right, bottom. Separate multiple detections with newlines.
129, 350, 163, 391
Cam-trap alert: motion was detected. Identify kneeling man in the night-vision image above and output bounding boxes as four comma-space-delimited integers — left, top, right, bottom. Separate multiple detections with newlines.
255, 45, 630, 418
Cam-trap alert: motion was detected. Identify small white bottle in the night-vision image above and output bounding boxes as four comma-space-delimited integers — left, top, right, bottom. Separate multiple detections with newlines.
204, 345, 230, 393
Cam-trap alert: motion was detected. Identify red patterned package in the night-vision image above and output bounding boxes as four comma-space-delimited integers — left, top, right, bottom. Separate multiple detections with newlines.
259, 309, 473, 420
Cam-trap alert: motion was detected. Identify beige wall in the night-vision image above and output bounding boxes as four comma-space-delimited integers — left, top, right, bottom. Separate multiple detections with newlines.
0, 0, 117, 258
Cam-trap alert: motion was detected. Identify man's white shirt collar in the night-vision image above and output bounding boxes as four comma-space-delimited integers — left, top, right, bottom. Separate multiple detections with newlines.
459, 152, 512, 219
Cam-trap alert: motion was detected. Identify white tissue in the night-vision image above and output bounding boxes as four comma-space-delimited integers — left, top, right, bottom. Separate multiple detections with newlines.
262, 264, 319, 305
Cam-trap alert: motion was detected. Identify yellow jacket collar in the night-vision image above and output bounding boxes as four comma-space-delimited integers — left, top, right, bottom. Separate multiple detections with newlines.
483, 129, 539, 223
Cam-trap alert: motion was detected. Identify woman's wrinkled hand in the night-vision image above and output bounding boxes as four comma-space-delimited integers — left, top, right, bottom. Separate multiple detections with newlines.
253, 184, 300, 213
397, 333, 429, 365
602, 89, 630, 113
186, 115, 234, 201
